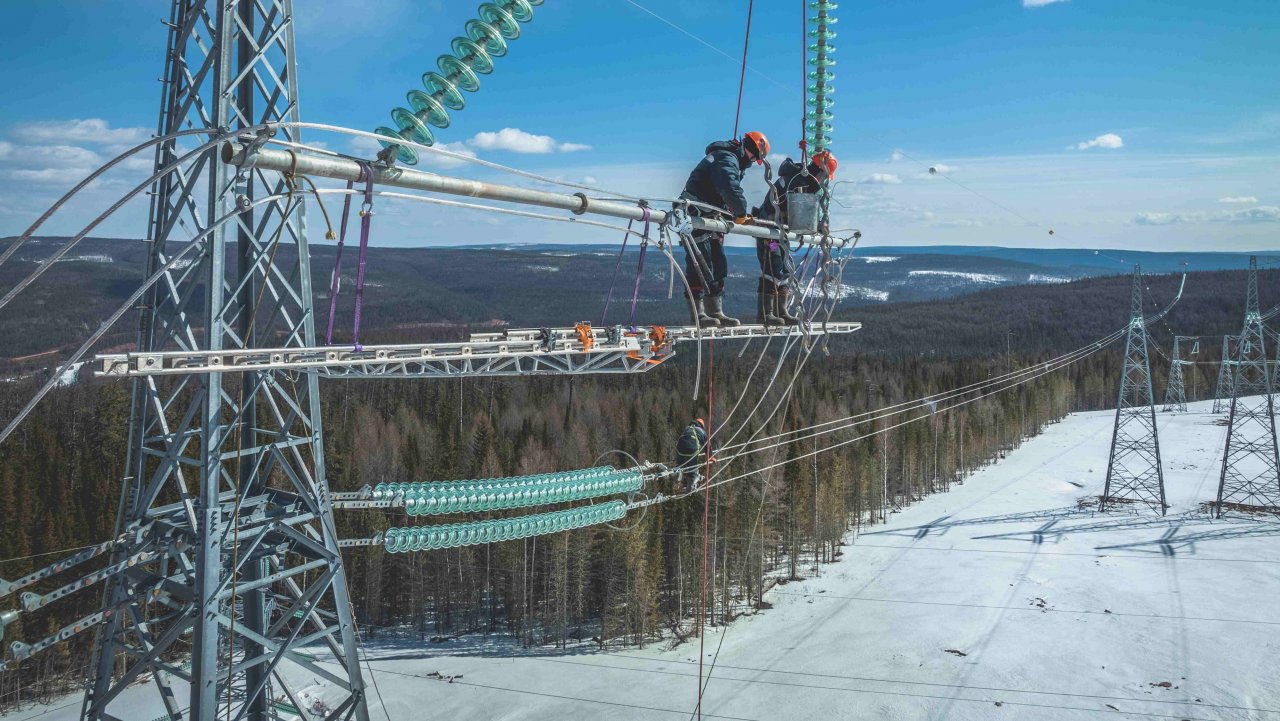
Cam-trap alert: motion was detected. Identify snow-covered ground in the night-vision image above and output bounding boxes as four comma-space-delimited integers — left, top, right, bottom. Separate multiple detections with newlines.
908, 269, 1006, 284
803, 284, 890, 302
9, 401, 1280, 720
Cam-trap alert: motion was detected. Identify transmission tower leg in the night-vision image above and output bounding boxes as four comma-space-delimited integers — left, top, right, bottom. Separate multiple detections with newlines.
1161, 338, 1187, 412
1101, 266, 1167, 515
81, 2, 369, 719
1215, 256, 1280, 517
1212, 334, 1237, 414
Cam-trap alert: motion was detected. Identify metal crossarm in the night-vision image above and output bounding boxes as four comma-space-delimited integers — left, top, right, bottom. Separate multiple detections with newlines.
94, 322, 862, 379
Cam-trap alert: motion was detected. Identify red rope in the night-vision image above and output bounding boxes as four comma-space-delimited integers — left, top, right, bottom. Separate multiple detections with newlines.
702, 3, 750, 714
696, 341, 714, 719
731, 0, 755, 139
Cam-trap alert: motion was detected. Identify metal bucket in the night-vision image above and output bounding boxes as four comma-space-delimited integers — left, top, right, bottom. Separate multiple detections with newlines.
786, 192, 820, 232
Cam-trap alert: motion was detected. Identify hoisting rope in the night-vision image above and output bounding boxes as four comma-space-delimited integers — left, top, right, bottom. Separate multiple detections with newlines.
701, 2, 755, 711
696, 339, 714, 721
732, 0, 756, 140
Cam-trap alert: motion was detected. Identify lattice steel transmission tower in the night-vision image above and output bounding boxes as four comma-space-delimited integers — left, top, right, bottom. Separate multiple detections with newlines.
1161, 336, 1189, 412
83, 2, 368, 719
1101, 265, 1167, 514
1215, 256, 1280, 516
1212, 334, 1239, 414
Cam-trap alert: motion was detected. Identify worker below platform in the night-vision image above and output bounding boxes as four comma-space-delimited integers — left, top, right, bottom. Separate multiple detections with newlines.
753, 150, 837, 326
675, 417, 717, 492
677, 131, 771, 329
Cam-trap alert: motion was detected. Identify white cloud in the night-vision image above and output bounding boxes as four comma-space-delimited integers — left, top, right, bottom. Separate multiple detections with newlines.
348, 134, 385, 157
12, 118, 148, 147
1133, 206, 1280, 225
1023, 0, 1068, 6
1229, 205, 1280, 223
1134, 211, 1199, 225
1219, 196, 1258, 204
28, 144, 101, 168
7, 167, 98, 185
890, 149, 905, 162
469, 128, 591, 154
1074, 133, 1124, 151
859, 173, 902, 185
0, 141, 11, 160
419, 141, 478, 170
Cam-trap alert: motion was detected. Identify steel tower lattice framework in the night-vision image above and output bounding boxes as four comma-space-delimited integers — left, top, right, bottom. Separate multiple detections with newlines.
1212, 334, 1239, 414
1215, 256, 1280, 516
1161, 336, 1188, 412
83, 2, 368, 719
1101, 265, 1167, 514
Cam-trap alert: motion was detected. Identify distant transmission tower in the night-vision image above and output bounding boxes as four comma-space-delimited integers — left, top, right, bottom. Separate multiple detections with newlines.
1215, 256, 1280, 516
81, 2, 369, 720
1101, 265, 1167, 514
1212, 334, 1239, 413
1161, 336, 1188, 412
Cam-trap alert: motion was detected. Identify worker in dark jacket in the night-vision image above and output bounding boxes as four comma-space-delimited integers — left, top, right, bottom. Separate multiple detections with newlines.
675, 417, 716, 491
754, 150, 837, 326
677, 131, 771, 328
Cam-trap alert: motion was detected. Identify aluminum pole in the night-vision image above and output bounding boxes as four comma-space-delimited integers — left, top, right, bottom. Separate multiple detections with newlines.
223, 143, 824, 245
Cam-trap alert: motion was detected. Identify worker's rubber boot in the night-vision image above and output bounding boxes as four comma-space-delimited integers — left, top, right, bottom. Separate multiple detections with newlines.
775, 288, 801, 326
690, 294, 719, 328
757, 279, 784, 326
705, 293, 740, 327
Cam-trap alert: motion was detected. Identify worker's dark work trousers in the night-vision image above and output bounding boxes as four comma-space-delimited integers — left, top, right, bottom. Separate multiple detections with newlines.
756, 237, 791, 293
685, 232, 728, 298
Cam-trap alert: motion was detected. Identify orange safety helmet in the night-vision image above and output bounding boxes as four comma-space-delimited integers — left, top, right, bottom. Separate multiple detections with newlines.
694, 417, 706, 428
810, 150, 838, 180
741, 131, 770, 165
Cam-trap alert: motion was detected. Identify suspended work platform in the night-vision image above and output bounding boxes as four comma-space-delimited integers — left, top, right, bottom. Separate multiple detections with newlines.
94, 321, 861, 379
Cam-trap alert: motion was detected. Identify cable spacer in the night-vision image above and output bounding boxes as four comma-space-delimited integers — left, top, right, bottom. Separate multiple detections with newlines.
572, 192, 589, 215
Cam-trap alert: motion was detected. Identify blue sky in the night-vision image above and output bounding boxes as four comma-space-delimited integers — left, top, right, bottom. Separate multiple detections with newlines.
0, 0, 1277, 250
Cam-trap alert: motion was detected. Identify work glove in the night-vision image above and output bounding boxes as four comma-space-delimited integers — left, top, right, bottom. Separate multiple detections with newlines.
734, 215, 756, 226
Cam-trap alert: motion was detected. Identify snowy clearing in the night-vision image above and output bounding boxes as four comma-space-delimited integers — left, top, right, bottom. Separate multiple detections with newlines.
803, 284, 890, 302
9, 401, 1279, 721
859, 256, 900, 264
908, 270, 1007, 284
1029, 274, 1073, 284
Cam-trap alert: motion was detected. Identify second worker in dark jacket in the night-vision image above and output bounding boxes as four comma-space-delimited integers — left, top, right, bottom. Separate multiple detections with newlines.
677, 131, 770, 327
754, 150, 837, 325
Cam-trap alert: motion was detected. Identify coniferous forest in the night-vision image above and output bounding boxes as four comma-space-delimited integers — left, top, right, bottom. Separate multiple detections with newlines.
0, 267, 1264, 709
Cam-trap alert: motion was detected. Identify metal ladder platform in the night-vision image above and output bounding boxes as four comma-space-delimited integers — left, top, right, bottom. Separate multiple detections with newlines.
94, 321, 862, 379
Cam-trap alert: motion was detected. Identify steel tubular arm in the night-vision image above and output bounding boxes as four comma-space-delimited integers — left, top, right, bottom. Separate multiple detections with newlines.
223, 143, 820, 244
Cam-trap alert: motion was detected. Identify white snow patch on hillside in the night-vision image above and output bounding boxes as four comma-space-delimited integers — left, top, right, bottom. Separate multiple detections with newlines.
525, 265, 561, 272
11, 402, 1279, 721
1030, 274, 1072, 284
859, 255, 900, 263
803, 284, 889, 302
909, 269, 1006, 283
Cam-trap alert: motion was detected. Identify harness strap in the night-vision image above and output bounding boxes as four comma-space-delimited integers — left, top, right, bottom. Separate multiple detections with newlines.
324, 171, 361, 346
351, 162, 374, 351
626, 206, 652, 328
600, 214, 636, 326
